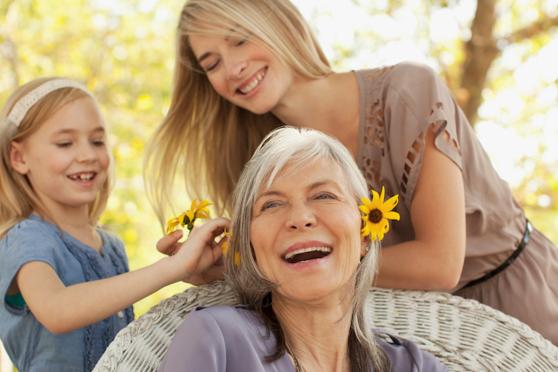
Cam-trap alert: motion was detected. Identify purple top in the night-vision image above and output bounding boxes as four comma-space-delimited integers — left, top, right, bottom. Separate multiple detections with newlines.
159, 306, 447, 372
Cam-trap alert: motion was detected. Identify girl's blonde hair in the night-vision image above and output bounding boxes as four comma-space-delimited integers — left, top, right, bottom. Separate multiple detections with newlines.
0, 77, 112, 236
144, 0, 332, 224
226, 127, 390, 371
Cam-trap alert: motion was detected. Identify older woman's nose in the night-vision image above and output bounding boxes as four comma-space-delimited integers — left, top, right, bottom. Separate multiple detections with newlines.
286, 204, 317, 230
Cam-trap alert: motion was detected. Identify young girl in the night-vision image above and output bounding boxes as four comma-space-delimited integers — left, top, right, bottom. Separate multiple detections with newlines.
144, 0, 558, 343
0, 77, 228, 371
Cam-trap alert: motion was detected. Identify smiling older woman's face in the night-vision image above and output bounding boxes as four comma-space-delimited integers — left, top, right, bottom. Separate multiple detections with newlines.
250, 157, 364, 303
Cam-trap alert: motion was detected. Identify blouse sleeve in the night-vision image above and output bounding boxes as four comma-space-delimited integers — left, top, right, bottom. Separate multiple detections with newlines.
382, 62, 466, 208
0, 221, 60, 315
158, 309, 227, 372
378, 334, 448, 371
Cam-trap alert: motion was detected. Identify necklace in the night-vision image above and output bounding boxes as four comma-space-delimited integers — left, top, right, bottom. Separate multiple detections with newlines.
293, 357, 303, 372
285, 343, 304, 372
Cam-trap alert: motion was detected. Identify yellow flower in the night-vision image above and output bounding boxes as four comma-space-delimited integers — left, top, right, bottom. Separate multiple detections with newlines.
359, 186, 400, 241
165, 199, 212, 234
234, 251, 241, 266
191, 199, 211, 220
165, 214, 184, 235
220, 230, 240, 266
221, 230, 232, 256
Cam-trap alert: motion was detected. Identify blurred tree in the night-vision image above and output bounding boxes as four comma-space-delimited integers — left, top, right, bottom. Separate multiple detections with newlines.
345, 0, 558, 125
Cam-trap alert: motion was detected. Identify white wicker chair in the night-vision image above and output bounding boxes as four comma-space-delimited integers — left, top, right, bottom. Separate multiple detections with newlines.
94, 281, 558, 372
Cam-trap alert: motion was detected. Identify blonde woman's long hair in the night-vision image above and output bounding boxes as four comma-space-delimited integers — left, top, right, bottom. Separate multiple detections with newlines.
144, 0, 332, 224
226, 127, 390, 372
0, 78, 111, 237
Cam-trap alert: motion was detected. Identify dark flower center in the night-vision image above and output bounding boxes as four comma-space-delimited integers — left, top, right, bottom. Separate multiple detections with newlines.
368, 209, 383, 223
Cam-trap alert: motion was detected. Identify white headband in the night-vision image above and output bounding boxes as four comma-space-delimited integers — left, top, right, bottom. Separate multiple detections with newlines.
6, 79, 92, 128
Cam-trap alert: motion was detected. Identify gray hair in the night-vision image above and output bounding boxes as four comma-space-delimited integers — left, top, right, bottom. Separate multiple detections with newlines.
226, 126, 389, 370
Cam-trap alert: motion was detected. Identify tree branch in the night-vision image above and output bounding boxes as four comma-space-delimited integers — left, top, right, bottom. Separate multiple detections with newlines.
459, 0, 499, 125
503, 14, 558, 44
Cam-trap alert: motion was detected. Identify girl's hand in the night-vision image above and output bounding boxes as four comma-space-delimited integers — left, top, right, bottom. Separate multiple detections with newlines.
157, 230, 184, 257
160, 218, 229, 285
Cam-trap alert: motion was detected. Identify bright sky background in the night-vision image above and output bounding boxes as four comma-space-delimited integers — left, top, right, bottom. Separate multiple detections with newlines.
89, 0, 558, 194
292, 0, 558, 197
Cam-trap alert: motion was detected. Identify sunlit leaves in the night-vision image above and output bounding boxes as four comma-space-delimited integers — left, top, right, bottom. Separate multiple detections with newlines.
0, 0, 185, 316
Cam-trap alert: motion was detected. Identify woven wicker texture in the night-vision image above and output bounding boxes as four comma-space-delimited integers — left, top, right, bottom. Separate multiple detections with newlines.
94, 281, 558, 372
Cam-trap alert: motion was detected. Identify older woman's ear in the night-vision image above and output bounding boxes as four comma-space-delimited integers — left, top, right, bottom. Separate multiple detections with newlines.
360, 237, 370, 258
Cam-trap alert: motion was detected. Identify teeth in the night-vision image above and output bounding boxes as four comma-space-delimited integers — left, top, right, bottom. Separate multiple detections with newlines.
285, 246, 331, 260
239, 71, 265, 94
69, 172, 95, 181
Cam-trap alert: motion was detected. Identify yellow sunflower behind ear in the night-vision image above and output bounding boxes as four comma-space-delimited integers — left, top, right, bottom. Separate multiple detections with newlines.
359, 187, 400, 241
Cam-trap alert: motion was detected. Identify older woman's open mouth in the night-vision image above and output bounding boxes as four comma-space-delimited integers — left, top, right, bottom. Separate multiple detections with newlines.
283, 244, 332, 264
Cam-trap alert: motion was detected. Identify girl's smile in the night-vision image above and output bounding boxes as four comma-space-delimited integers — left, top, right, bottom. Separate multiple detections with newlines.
10, 96, 110, 215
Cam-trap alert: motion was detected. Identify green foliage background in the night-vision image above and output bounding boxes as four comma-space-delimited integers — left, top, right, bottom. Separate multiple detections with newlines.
0, 0, 188, 317
0, 0, 557, 324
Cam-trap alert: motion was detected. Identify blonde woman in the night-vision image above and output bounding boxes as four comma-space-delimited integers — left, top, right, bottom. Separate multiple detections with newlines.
145, 0, 558, 343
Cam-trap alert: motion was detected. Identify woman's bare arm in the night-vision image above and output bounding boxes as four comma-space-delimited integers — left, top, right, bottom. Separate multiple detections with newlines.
374, 127, 466, 290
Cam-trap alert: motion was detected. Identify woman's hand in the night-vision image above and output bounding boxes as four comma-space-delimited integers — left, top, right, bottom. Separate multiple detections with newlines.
158, 218, 229, 285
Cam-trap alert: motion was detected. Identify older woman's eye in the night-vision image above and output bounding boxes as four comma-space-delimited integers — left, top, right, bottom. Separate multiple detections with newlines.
315, 192, 337, 200
261, 200, 281, 211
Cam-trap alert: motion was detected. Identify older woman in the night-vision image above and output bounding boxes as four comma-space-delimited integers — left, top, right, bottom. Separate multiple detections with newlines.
158, 127, 446, 372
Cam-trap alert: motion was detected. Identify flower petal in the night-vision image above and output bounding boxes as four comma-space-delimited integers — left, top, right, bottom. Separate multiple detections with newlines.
384, 211, 400, 221
190, 199, 199, 210
359, 205, 371, 214
382, 219, 390, 233
382, 194, 399, 212
371, 189, 380, 205
196, 209, 210, 219
165, 217, 180, 235
197, 199, 212, 209
377, 229, 385, 241
234, 251, 241, 266
221, 241, 229, 255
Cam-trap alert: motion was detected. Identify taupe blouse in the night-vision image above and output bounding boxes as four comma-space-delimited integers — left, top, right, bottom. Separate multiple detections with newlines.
355, 63, 526, 288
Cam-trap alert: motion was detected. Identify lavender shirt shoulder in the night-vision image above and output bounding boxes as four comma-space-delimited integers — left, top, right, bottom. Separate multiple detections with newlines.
159, 306, 447, 372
